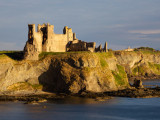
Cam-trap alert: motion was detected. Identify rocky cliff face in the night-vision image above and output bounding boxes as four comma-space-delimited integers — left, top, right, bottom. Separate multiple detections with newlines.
114, 51, 160, 79
2, 51, 159, 94
0, 52, 129, 94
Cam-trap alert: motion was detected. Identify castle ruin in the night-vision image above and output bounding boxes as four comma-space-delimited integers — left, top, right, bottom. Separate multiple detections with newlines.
24, 23, 107, 60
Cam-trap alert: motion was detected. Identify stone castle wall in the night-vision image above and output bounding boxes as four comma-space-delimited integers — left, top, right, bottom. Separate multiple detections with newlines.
67, 40, 96, 52
24, 23, 108, 60
24, 23, 75, 60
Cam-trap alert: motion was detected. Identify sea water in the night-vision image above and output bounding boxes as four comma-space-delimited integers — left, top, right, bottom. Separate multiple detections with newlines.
0, 80, 160, 120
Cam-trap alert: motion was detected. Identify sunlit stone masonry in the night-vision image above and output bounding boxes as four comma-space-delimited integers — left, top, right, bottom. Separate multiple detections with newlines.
24, 23, 107, 60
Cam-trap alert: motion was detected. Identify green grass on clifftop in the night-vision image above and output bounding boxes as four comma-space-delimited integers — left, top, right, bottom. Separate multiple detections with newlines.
134, 47, 160, 55
39, 51, 113, 61
132, 66, 146, 76
39, 51, 90, 59
94, 52, 113, 68
132, 62, 160, 76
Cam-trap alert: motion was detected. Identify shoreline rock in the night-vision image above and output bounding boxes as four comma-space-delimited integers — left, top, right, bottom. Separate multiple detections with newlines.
105, 87, 160, 98
0, 87, 159, 103
1, 51, 160, 99
129, 75, 160, 81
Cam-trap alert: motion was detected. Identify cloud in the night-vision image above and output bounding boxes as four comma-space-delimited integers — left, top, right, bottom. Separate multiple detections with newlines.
103, 24, 126, 29
128, 30, 160, 35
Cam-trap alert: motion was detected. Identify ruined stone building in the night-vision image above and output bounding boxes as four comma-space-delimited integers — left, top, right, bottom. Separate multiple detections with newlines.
67, 40, 96, 52
24, 23, 75, 60
24, 23, 107, 60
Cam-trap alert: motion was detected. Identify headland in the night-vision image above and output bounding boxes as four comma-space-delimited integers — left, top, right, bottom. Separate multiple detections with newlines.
0, 23, 160, 103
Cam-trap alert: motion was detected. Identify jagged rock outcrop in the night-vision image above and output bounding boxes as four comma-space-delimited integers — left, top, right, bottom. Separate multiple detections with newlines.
39, 54, 118, 93
1, 51, 160, 94
114, 51, 160, 79
24, 42, 40, 60
0, 52, 129, 94
132, 79, 144, 88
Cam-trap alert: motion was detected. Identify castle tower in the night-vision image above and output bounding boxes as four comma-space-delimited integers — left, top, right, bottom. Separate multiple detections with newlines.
28, 24, 36, 44
73, 33, 76, 40
104, 42, 108, 52
47, 23, 54, 37
63, 26, 73, 42
68, 28, 73, 41
37, 24, 41, 32
73, 33, 78, 40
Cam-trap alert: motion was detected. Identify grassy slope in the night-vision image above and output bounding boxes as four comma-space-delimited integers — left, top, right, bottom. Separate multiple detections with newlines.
7, 82, 43, 91
129, 49, 160, 77
112, 65, 128, 87
94, 52, 113, 67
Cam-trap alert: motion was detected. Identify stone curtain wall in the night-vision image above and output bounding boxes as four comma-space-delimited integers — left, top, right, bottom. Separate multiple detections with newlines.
24, 23, 75, 60
24, 23, 108, 60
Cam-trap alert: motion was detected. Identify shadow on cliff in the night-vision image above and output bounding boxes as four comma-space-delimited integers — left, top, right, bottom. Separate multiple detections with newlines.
38, 61, 70, 93
3, 51, 24, 60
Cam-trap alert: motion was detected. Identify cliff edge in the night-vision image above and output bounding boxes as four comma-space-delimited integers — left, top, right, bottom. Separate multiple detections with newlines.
114, 50, 160, 79
1, 50, 160, 95
0, 52, 128, 94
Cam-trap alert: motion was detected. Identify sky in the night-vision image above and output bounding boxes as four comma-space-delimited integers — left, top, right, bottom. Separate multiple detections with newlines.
0, 0, 160, 50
